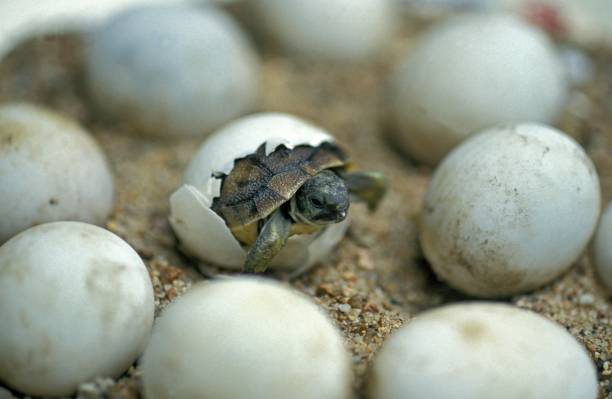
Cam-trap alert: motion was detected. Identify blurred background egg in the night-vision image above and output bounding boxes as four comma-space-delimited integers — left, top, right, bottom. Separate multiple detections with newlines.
594, 202, 612, 294
85, 4, 260, 137
389, 13, 567, 164
486, 0, 612, 47
250, 0, 398, 62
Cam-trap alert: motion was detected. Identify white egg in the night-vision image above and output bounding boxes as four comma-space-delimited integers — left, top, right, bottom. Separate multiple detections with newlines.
85, 4, 259, 137
0, 222, 155, 397
420, 123, 600, 297
594, 202, 612, 293
0, 103, 114, 244
389, 13, 567, 164
169, 112, 349, 273
141, 277, 352, 399
252, 0, 397, 62
369, 303, 598, 399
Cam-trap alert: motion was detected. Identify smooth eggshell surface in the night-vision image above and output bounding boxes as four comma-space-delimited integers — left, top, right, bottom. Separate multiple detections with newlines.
85, 4, 259, 137
169, 113, 349, 272
421, 123, 600, 297
369, 303, 598, 399
252, 0, 397, 62
0, 103, 114, 244
594, 202, 612, 293
390, 13, 567, 164
141, 278, 352, 399
0, 222, 154, 397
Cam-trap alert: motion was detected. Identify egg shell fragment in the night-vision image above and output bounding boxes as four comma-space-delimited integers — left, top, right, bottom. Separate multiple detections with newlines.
0, 222, 155, 397
0, 103, 114, 244
369, 303, 598, 399
169, 113, 349, 273
594, 202, 612, 293
389, 13, 567, 164
85, 4, 259, 137
252, 0, 397, 62
420, 123, 600, 297
141, 277, 352, 399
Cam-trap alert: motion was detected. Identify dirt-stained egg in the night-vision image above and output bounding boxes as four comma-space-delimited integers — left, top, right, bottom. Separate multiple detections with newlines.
0, 222, 154, 397
594, 202, 612, 293
85, 4, 259, 137
141, 277, 352, 399
169, 112, 349, 274
421, 123, 600, 297
369, 303, 598, 399
389, 13, 567, 164
252, 0, 397, 62
0, 103, 114, 244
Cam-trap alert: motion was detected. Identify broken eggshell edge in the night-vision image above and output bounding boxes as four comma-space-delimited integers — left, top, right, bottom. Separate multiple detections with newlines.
169, 112, 350, 273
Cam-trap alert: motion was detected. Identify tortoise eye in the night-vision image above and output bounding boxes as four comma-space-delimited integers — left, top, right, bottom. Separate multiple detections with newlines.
310, 197, 324, 208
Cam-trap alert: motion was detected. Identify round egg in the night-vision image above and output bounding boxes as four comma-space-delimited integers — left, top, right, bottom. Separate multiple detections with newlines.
594, 202, 612, 293
169, 112, 349, 273
369, 303, 598, 399
389, 13, 567, 164
0, 103, 114, 244
85, 4, 259, 137
0, 222, 154, 397
252, 0, 397, 62
141, 277, 352, 399
420, 123, 600, 297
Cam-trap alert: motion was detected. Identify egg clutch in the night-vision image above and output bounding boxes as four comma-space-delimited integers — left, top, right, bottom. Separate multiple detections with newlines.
0, 1, 609, 399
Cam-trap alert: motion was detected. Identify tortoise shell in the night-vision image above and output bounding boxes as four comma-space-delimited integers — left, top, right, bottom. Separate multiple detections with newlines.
211, 141, 348, 246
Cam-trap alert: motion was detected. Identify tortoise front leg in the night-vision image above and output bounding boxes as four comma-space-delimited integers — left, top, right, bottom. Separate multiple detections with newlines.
341, 171, 388, 211
244, 209, 293, 273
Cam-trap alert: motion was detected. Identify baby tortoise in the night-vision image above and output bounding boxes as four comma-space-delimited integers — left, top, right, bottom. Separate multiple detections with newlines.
211, 142, 387, 273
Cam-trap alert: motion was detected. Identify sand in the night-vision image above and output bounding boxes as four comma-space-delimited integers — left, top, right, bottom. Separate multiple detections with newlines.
0, 10, 610, 399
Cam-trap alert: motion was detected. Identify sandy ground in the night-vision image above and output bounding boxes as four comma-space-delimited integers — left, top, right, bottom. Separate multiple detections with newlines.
0, 9, 610, 399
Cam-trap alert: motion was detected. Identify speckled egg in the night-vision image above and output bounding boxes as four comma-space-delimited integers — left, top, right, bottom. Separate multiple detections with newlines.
0, 103, 114, 244
0, 222, 154, 397
85, 4, 259, 137
369, 303, 598, 399
421, 123, 600, 297
141, 277, 352, 399
169, 112, 349, 274
389, 13, 567, 164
